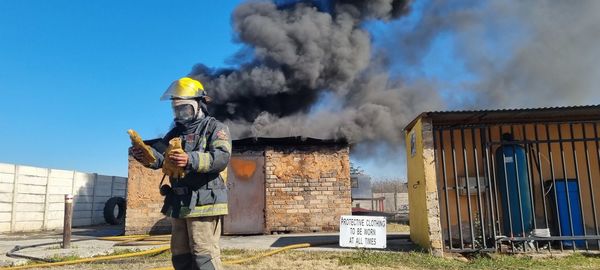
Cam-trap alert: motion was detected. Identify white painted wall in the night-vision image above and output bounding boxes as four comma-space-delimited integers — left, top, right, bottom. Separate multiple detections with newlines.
0, 163, 127, 232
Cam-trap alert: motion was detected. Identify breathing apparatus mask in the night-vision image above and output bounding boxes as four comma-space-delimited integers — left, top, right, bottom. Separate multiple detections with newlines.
172, 99, 202, 125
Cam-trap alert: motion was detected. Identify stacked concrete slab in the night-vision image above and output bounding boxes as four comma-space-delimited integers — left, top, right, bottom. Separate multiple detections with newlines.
0, 163, 126, 233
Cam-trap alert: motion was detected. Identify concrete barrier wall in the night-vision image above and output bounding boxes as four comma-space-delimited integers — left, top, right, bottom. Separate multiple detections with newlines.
373, 192, 409, 213
0, 163, 127, 232
352, 192, 409, 213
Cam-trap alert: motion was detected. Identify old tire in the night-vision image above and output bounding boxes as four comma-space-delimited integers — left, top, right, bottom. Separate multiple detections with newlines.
104, 197, 126, 225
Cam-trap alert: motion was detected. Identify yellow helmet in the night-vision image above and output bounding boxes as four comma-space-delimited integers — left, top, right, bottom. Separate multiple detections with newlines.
160, 77, 206, 100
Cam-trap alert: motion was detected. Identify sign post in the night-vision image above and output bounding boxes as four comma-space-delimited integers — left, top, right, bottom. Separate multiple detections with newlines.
339, 215, 387, 249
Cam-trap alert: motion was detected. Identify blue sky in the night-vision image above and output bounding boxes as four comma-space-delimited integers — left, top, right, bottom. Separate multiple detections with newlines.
0, 0, 455, 180
0, 1, 243, 177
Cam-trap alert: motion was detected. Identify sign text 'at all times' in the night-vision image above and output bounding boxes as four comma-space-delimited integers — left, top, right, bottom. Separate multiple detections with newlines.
339, 215, 387, 249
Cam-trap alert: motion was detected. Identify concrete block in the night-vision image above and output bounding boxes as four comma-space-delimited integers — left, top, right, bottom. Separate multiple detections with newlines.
13, 221, 43, 231
113, 182, 127, 190
49, 169, 74, 179
48, 177, 73, 187
17, 183, 47, 194
15, 203, 45, 212
48, 202, 64, 211
0, 202, 11, 211
73, 218, 92, 227
0, 173, 14, 183
74, 195, 93, 203
97, 175, 112, 183
15, 194, 44, 203
15, 211, 43, 221
114, 177, 127, 184
74, 209, 92, 219
0, 212, 11, 222
92, 216, 105, 225
0, 163, 15, 174
48, 194, 66, 203
0, 193, 13, 203
46, 210, 64, 219
47, 185, 72, 195
94, 183, 112, 196
74, 172, 94, 187
96, 195, 111, 202
92, 211, 106, 224
74, 202, 93, 211
0, 222, 10, 232
74, 187, 94, 196
0, 183, 13, 193
18, 166, 48, 177
112, 189, 126, 197
17, 175, 47, 186
45, 219, 63, 229
94, 200, 109, 211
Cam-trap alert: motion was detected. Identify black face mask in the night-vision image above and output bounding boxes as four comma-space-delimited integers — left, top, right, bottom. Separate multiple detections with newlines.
173, 104, 195, 124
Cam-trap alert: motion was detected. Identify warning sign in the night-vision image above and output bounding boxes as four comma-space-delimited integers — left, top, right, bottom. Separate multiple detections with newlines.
339, 215, 386, 249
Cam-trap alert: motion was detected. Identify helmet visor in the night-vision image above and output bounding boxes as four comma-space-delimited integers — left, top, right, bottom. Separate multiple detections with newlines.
173, 104, 195, 123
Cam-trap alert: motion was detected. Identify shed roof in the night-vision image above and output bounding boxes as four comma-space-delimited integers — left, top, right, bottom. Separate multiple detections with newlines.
232, 136, 348, 147
404, 105, 600, 130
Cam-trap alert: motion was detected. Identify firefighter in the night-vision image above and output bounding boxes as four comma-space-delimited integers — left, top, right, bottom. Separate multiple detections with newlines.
131, 77, 231, 270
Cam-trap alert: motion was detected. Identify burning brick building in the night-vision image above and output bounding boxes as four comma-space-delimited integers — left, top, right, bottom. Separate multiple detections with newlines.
125, 137, 351, 235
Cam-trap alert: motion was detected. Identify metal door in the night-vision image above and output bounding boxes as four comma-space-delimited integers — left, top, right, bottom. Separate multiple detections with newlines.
223, 152, 265, 234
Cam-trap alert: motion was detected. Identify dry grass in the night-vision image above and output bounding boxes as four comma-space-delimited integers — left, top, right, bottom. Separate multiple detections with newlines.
21, 247, 600, 270
224, 250, 407, 270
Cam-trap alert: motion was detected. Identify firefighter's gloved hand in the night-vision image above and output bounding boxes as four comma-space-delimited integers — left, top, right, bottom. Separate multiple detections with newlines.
162, 137, 186, 179
168, 151, 189, 168
127, 129, 157, 166
129, 146, 147, 163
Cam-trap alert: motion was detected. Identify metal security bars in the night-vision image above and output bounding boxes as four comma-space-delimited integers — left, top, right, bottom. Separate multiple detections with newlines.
434, 122, 600, 253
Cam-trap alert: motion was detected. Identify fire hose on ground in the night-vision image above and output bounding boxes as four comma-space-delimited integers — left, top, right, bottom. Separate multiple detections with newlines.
0, 234, 409, 269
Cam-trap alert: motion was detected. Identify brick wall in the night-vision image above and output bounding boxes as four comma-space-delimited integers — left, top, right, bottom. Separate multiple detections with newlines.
125, 156, 170, 235
125, 142, 352, 235
264, 145, 351, 233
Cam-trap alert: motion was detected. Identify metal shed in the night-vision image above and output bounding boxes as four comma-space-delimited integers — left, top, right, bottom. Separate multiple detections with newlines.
405, 105, 600, 254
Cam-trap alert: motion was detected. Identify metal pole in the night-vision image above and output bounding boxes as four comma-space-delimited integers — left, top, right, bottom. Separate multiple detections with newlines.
439, 129, 454, 251
534, 124, 551, 252
471, 128, 487, 249
558, 124, 576, 250
450, 129, 465, 249
460, 128, 477, 247
592, 122, 600, 248
569, 123, 588, 250
546, 123, 564, 251
394, 185, 398, 212
500, 125, 516, 252
483, 127, 499, 251
522, 124, 540, 251
62, 194, 73, 249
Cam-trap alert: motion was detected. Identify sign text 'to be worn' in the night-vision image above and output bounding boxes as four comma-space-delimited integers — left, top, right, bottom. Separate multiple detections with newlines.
339, 215, 386, 249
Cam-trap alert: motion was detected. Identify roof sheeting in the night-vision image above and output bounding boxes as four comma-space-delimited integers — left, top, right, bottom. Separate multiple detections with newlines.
404, 105, 600, 130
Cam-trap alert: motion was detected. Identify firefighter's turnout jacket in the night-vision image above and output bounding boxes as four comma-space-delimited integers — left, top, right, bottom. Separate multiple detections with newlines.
146, 116, 231, 218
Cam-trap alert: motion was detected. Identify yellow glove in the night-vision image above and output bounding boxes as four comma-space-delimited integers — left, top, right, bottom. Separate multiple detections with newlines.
162, 137, 186, 179
127, 129, 157, 166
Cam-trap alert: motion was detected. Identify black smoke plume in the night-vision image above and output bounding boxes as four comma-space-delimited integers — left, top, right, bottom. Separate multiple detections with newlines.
190, 0, 438, 145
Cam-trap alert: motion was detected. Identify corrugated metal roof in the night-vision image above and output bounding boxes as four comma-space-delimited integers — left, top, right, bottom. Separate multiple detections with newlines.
404, 104, 600, 130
